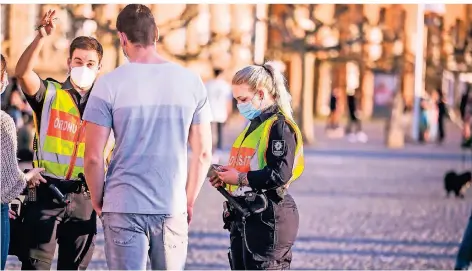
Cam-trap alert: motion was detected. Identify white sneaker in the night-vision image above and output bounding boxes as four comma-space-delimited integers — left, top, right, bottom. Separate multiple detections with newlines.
356, 132, 368, 143
347, 133, 357, 143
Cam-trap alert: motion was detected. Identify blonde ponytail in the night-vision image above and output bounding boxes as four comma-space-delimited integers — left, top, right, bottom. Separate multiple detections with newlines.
262, 61, 294, 121
232, 61, 294, 121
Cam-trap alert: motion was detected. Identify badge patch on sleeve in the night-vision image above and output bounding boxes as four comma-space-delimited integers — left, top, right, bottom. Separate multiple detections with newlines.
272, 140, 285, 157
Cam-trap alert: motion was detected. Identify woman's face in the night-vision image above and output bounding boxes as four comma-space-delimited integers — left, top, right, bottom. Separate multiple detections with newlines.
1, 70, 8, 94
232, 83, 264, 106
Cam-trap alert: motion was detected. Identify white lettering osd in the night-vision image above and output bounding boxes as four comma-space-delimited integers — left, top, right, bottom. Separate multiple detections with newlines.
53, 118, 77, 133
228, 155, 252, 167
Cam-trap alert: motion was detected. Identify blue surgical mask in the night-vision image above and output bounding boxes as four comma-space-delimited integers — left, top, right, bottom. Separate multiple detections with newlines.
237, 93, 263, 120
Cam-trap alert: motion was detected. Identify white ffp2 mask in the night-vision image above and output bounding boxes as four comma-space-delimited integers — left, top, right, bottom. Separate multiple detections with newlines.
70, 66, 97, 89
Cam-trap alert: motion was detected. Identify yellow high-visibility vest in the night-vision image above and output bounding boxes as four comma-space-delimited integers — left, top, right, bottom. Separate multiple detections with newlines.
32, 81, 114, 180
225, 111, 304, 193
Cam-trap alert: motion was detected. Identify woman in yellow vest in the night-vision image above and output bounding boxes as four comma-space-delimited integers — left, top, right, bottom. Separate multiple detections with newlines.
210, 61, 304, 270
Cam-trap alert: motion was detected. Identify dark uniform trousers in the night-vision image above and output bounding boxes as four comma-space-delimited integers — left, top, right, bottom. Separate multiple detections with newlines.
19, 180, 96, 270
228, 194, 299, 270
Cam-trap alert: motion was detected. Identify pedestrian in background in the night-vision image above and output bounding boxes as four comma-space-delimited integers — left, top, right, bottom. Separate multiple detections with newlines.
5, 88, 28, 129
436, 88, 447, 144
428, 89, 440, 142
210, 62, 304, 270
205, 68, 232, 162
345, 88, 368, 143
326, 87, 343, 138
83, 4, 213, 270
461, 83, 472, 148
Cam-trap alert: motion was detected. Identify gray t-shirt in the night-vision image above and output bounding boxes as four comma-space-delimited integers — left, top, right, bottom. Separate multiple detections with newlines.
83, 62, 212, 215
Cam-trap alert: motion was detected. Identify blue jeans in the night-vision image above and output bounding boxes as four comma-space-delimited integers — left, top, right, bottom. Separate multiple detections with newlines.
102, 212, 188, 270
456, 211, 472, 269
1, 204, 10, 270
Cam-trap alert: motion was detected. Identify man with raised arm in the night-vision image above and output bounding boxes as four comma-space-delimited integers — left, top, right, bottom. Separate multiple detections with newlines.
15, 9, 112, 270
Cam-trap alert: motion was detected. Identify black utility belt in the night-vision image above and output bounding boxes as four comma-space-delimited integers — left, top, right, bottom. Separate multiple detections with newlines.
22, 172, 88, 205
44, 179, 87, 193
232, 191, 269, 215
233, 187, 285, 203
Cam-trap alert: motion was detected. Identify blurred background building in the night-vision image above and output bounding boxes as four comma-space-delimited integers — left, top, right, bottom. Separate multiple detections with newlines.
1, 4, 472, 146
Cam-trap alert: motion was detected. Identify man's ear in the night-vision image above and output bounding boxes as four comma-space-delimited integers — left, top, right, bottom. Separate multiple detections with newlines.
155, 27, 160, 42
97, 63, 102, 72
67, 58, 71, 73
119, 32, 127, 47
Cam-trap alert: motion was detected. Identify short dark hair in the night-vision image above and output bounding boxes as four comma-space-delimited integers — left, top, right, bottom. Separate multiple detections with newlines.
213, 68, 223, 78
116, 4, 157, 46
1, 54, 6, 74
69, 36, 103, 62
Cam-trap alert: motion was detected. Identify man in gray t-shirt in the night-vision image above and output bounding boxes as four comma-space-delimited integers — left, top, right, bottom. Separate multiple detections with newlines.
83, 4, 213, 270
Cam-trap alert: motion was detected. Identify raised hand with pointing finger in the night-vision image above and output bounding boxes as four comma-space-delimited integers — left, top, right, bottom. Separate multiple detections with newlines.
36, 9, 57, 37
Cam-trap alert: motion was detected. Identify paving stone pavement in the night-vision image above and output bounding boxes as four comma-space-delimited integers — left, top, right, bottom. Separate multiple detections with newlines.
5, 121, 472, 270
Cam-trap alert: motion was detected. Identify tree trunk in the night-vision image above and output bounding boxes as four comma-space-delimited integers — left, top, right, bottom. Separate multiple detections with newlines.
299, 50, 316, 145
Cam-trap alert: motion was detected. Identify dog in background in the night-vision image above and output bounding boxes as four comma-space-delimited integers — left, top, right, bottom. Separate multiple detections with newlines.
444, 171, 472, 198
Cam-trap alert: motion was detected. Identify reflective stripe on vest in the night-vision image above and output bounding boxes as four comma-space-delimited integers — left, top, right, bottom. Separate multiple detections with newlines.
34, 81, 114, 179
225, 112, 304, 193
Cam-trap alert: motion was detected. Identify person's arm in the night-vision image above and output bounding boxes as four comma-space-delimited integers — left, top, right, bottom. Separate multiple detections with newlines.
246, 118, 297, 190
84, 123, 111, 216
16, 10, 55, 97
186, 77, 213, 223
83, 77, 113, 216
15, 34, 47, 97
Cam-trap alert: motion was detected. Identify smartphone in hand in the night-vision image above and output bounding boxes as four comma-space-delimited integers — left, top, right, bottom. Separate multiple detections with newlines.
207, 164, 223, 178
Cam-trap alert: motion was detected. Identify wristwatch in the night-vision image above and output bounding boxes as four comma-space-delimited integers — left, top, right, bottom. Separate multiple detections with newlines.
36, 25, 48, 38
237, 172, 249, 187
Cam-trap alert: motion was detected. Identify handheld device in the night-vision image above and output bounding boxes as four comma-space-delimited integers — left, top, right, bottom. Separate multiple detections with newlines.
9, 199, 21, 218
208, 164, 251, 218
216, 186, 251, 218
49, 184, 70, 205
207, 164, 223, 178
